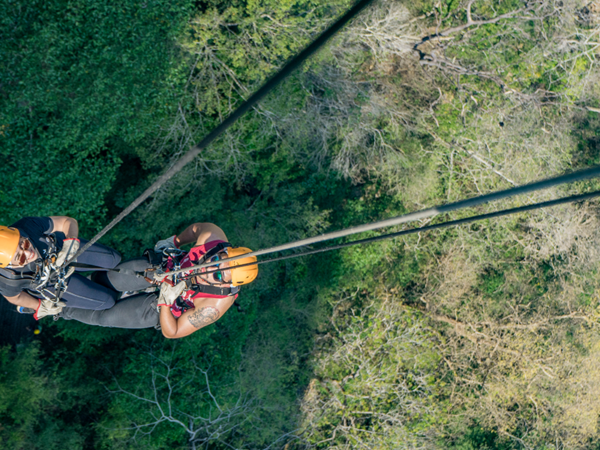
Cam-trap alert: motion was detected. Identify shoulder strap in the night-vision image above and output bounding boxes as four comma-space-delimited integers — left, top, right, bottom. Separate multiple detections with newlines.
198, 242, 232, 264
0, 267, 22, 280
0, 266, 37, 281
188, 283, 240, 297
0, 268, 36, 292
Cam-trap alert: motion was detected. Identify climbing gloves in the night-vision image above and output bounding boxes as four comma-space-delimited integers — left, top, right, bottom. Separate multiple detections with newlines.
154, 235, 179, 253
55, 238, 80, 267
157, 281, 186, 307
34, 299, 66, 320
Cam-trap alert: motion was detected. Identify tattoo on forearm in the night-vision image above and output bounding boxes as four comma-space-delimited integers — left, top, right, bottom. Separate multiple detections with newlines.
188, 306, 220, 329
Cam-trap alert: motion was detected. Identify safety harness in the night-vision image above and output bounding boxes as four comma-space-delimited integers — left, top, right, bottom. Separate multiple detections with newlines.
0, 266, 36, 289
184, 242, 240, 296
147, 242, 240, 296
146, 242, 243, 313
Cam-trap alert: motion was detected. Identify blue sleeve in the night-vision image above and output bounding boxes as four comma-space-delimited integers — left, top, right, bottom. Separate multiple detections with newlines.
9, 217, 53, 238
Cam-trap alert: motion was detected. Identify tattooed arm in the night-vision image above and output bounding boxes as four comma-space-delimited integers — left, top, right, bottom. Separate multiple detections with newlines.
159, 295, 236, 339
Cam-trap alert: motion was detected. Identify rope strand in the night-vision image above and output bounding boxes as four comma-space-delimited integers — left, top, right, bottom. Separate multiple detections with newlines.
66, 0, 377, 267
189, 189, 600, 278
165, 165, 600, 275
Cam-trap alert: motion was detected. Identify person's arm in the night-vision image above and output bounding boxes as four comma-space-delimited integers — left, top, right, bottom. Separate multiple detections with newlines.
175, 223, 227, 247
160, 295, 235, 339
49, 216, 78, 239
5, 291, 39, 309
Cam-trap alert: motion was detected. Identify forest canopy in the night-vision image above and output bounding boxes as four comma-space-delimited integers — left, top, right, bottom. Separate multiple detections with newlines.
2, 0, 600, 448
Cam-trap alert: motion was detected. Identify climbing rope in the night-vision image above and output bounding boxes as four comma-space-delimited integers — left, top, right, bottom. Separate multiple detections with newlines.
193, 188, 600, 278
67, 0, 377, 267
61, 0, 600, 279
62, 187, 600, 302
164, 165, 600, 276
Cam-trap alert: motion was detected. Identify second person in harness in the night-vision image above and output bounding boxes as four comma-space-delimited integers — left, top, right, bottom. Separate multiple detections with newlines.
60, 222, 258, 339
0, 216, 121, 319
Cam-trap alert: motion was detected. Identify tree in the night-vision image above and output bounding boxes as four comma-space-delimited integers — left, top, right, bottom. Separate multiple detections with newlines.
101, 341, 262, 449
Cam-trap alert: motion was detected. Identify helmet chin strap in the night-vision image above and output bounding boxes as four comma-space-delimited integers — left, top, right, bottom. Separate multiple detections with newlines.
185, 273, 240, 297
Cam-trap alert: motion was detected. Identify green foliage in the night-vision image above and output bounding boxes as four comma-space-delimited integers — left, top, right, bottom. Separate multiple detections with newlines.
0, 343, 90, 449
3, 0, 600, 448
444, 423, 513, 450
0, 0, 193, 229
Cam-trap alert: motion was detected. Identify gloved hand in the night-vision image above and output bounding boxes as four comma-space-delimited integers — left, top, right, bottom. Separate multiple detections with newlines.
55, 238, 80, 267
154, 235, 179, 253
34, 299, 66, 320
157, 281, 187, 307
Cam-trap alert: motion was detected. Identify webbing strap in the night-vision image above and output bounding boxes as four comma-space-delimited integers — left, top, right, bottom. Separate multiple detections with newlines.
187, 283, 240, 297
0, 267, 25, 280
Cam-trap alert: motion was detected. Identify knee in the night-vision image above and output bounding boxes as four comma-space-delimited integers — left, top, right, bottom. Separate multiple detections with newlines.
59, 307, 73, 320
111, 252, 122, 268
105, 251, 121, 269
91, 244, 122, 269
76, 289, 116, 311
95, 296, 115, 311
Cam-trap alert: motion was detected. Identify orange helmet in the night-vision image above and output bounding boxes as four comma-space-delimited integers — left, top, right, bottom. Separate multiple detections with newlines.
0, 226, 20, 268
227, 247, 258, 286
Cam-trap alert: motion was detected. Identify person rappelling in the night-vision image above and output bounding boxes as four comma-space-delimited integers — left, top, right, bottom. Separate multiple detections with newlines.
0, 216, 122, 319
58, 222, 258, 339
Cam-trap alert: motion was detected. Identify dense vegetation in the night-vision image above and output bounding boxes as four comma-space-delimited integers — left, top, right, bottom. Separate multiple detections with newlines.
2, 0, 600, 448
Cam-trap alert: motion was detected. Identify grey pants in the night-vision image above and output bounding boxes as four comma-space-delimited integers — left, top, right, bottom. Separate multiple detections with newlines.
51, 273, 119, 310
60, 292, 160, 329
46, 239, 122, 310
91, 257, 154, 292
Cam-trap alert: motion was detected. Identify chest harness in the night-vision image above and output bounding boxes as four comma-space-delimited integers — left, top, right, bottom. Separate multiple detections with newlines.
147, 242, 243, 313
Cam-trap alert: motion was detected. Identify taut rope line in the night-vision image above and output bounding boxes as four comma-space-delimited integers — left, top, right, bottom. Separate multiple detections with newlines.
67, 0, 377, 267
193, 189, 600, 278
164, 165, 600, 276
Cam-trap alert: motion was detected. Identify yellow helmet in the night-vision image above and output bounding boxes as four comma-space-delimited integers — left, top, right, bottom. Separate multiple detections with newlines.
0, 226, 20, 268
227, 247, 258, 286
